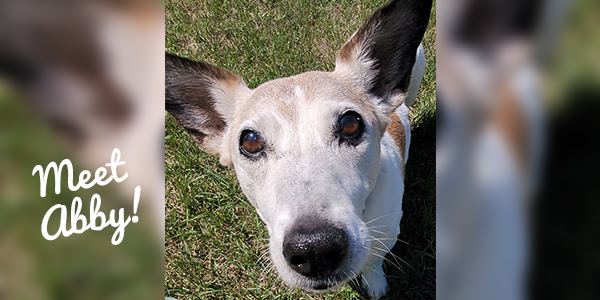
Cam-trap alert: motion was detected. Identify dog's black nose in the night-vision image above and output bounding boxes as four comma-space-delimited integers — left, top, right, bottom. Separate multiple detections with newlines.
282, 221, 349, 278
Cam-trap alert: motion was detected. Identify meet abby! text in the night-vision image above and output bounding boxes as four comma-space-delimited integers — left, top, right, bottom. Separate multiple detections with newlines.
32, 148, 140, 245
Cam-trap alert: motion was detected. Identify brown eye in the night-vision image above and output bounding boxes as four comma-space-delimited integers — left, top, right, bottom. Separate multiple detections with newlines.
240, 130, 264, 157
341, 114, 360, 137
338, 111, 364, 145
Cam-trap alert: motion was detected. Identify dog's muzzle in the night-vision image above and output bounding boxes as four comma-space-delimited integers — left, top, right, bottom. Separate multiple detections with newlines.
282, 219, 349, 286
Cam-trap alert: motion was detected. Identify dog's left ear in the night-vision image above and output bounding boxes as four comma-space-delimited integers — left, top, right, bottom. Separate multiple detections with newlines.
335, 0, 431, 115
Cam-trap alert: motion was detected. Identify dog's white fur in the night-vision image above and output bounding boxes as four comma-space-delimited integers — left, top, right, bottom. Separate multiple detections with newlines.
166, 1, 430, 298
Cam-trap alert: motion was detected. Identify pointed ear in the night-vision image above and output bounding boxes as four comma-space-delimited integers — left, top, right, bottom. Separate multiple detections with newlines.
165, 52, 249, 165
335, 0, 431, 113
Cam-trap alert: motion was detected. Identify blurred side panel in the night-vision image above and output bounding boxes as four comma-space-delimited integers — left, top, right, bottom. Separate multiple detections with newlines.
0, 0, 165, 299
437, 0, 599, 299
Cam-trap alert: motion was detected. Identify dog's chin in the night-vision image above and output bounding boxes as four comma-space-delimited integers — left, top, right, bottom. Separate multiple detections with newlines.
305, 271, 353, 291
281, 267, 354, 292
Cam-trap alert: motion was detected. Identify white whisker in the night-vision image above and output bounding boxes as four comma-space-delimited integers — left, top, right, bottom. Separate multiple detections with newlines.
365, 212, 403, 225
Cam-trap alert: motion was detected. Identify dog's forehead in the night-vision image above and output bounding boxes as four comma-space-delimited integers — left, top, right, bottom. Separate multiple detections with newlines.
238, 71, 373, 122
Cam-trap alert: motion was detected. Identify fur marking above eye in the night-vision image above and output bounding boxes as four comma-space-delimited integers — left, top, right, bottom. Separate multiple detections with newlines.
338, 111, 365, 145
240, 130, 265, 157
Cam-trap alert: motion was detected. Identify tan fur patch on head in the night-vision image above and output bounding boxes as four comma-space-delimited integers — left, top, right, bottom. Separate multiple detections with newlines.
387, 112, 406, 174
236, 78, 297, 123
237, 71, 376, 125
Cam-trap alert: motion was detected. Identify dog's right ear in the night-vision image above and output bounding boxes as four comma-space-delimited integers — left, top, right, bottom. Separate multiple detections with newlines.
165, 52, 249, 165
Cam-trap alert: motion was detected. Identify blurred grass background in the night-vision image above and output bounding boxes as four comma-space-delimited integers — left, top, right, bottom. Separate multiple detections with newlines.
165, 0, 436, 299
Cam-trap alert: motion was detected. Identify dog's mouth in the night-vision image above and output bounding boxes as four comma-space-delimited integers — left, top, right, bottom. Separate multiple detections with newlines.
283, 265, 355, 291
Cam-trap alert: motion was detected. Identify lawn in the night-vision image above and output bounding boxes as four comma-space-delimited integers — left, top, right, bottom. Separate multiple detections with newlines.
165, 0, 436, 299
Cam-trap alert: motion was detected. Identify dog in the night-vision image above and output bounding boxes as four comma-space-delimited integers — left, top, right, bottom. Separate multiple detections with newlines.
165, 0, 431, 298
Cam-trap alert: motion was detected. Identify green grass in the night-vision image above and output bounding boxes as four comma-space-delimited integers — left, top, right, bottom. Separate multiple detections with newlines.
165, 0, 436, 299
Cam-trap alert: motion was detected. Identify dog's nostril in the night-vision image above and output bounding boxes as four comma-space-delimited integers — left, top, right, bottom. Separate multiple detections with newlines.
282, 224, 349, 278
290, 255, 307, 266
289, 255, 312, 275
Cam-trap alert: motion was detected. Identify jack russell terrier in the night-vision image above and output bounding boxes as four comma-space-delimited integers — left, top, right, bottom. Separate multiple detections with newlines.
165, 0, 432, 298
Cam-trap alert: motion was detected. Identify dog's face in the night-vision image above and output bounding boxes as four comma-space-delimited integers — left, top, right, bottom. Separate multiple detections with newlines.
166, 0, 431, 291
226, 71, 384, 289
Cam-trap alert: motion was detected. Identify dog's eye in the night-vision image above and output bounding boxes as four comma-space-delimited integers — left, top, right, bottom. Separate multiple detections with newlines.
240, 130, 264, 157
337, 111, 364, 145
341, 115, 360, 136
